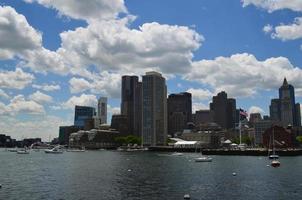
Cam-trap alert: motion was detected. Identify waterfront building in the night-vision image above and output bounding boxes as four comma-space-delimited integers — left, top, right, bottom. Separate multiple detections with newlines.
121, 76, 142, 136
295, 103, 301, 126
142, 71, 167, 146
193, 110, 214, 126
167, 92, 192, 137
254, 119, 273, 145
59, 125, 81, 145
262, 126, 295, 148
98, 97, 107, 124
0, 134, 15, 147
111, 114, 129, 135
74, 105, 96, 128
210, 91, 236, 129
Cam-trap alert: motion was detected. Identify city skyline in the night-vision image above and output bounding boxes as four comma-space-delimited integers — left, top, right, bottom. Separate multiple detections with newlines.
1, 0, 302, 140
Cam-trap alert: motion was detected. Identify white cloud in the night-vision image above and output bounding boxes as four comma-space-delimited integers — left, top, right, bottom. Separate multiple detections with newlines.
0, 68, 34, 89
0, 95, 45, 115
32, 83, 61, 91
0, 6, 42, 59
192, 102, 208, 112
270, 17, 302, 41
186, 53, 302, 97
24, 0, 128, 22
29, 91, 53, 104
69, 71, 121, 98
263, 24, 273, 34
248, 106, 265, 114
0, 89, 9, 99
242, 0, 302, 12
187, 88, 213, 102
58, 20, 203, 75
107, 105, 120, 115
62, 94, 97, 109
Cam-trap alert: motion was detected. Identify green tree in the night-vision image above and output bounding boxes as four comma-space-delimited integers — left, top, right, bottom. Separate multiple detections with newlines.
296, 136, 302, 144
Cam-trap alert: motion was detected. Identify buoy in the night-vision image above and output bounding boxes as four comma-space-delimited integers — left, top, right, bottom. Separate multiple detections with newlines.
128, 169, 132, 172
232, 172, 237, 176
266, 164, 270, 167
184, 194, 190, 199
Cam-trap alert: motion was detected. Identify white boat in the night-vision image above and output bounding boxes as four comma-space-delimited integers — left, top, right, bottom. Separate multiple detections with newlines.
268, 127, 279, 160
17, 149, 30, 154
8, 148, 18, 152
45, 146, 63, 154
195, 156, 212, 162
271, 159, 281, 167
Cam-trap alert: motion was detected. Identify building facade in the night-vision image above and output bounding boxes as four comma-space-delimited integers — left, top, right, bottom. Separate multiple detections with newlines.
121, 76, 142, 136
167, 92, 192, 137
98, 97, 107, 124
193, 110, 214, 126
142, 71, 167, 146
210, 91, 236, 129
74, 105, 96, 128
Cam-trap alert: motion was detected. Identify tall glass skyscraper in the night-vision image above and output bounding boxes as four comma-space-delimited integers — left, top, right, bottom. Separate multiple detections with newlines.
74, 105, 96, 128
142, 72, 167, 146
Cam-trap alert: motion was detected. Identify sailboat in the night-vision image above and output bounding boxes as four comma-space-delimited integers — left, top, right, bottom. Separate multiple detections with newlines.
195, 143, 212, 162
269, 127, 280, 167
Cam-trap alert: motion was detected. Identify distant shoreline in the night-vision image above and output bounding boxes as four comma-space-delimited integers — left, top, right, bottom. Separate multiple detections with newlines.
148, 146, 302, 156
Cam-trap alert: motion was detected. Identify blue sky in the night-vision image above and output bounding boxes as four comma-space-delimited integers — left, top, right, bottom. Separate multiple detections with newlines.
0, 0, 302, 141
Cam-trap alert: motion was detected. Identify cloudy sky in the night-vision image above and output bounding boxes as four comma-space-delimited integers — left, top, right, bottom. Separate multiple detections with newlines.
0, 0, 302, 141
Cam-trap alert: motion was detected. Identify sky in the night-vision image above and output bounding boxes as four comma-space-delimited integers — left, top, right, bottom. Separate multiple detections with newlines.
0, 0, 302, 141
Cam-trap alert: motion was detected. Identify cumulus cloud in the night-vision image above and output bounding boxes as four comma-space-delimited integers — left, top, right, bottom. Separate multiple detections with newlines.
29, 91, 53, 104
248, 106, 265, 114
270, 17, 302, 41
186, 53, 302, 97
69, 71, 121, 98
187, 88, 213, 101
0, 6, 42, 59
24, 0, 128, 22
0, 68, 34, 89
192, 102, 208, 112
0, 95, 45, 115
242, 0, 302, 12
32, 83, 61, 91
62, 94, 97, 109
0, 89, 9, 99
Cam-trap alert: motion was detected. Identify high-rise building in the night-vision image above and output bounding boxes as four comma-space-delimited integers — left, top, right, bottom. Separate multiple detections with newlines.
210, 91, 236, 129
249, 113, 262, 124
98, 97, 107, 124
269, 98, 281, 122
295, 103, 301, 126
74, 105, 96, 128
193, 110, 214, 126
167, 92, 192, 137
142, 71, 167, 146
121, 76, 142, 136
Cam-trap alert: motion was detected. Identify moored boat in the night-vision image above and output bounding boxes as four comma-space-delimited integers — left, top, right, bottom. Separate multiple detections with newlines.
45, 146, 63, 154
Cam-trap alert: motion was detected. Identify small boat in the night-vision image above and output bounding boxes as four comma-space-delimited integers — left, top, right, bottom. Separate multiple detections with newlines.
184, 194, 191, 199
45, 146, 63, 154
195, 156, 212, 162
269, 154, 279, 159
271, 159, 281, 167
171, 152, 183, 156
268, 127, 279, 160
17, 149, 30, 154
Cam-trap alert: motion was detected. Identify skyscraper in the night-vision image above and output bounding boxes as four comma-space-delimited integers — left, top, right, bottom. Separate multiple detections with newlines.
279, 78, 298, 126
98, 97, 107, 124
142, 71, 167, 146
210, 91, 236, 129
269, 98, 281, 122
121, 76, 142, 136
74, 105, 96, 128
167, 92, 192, 136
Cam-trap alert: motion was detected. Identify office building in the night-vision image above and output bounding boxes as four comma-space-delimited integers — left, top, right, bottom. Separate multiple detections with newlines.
269, 98, 281, 122
193, 110, 214, 126
210, 91, 236, 129
121, 76, 142, 136
167, 92, 192, 137
74, 105, 96, 128
98, 97, 107, 124
142, 71, 167, 146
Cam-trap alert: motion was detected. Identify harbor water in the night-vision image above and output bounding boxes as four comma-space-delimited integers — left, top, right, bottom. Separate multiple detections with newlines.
1, 149, 302, 200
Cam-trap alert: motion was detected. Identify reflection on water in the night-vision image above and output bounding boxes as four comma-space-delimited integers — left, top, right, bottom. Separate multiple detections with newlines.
1, 150, 302, 200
